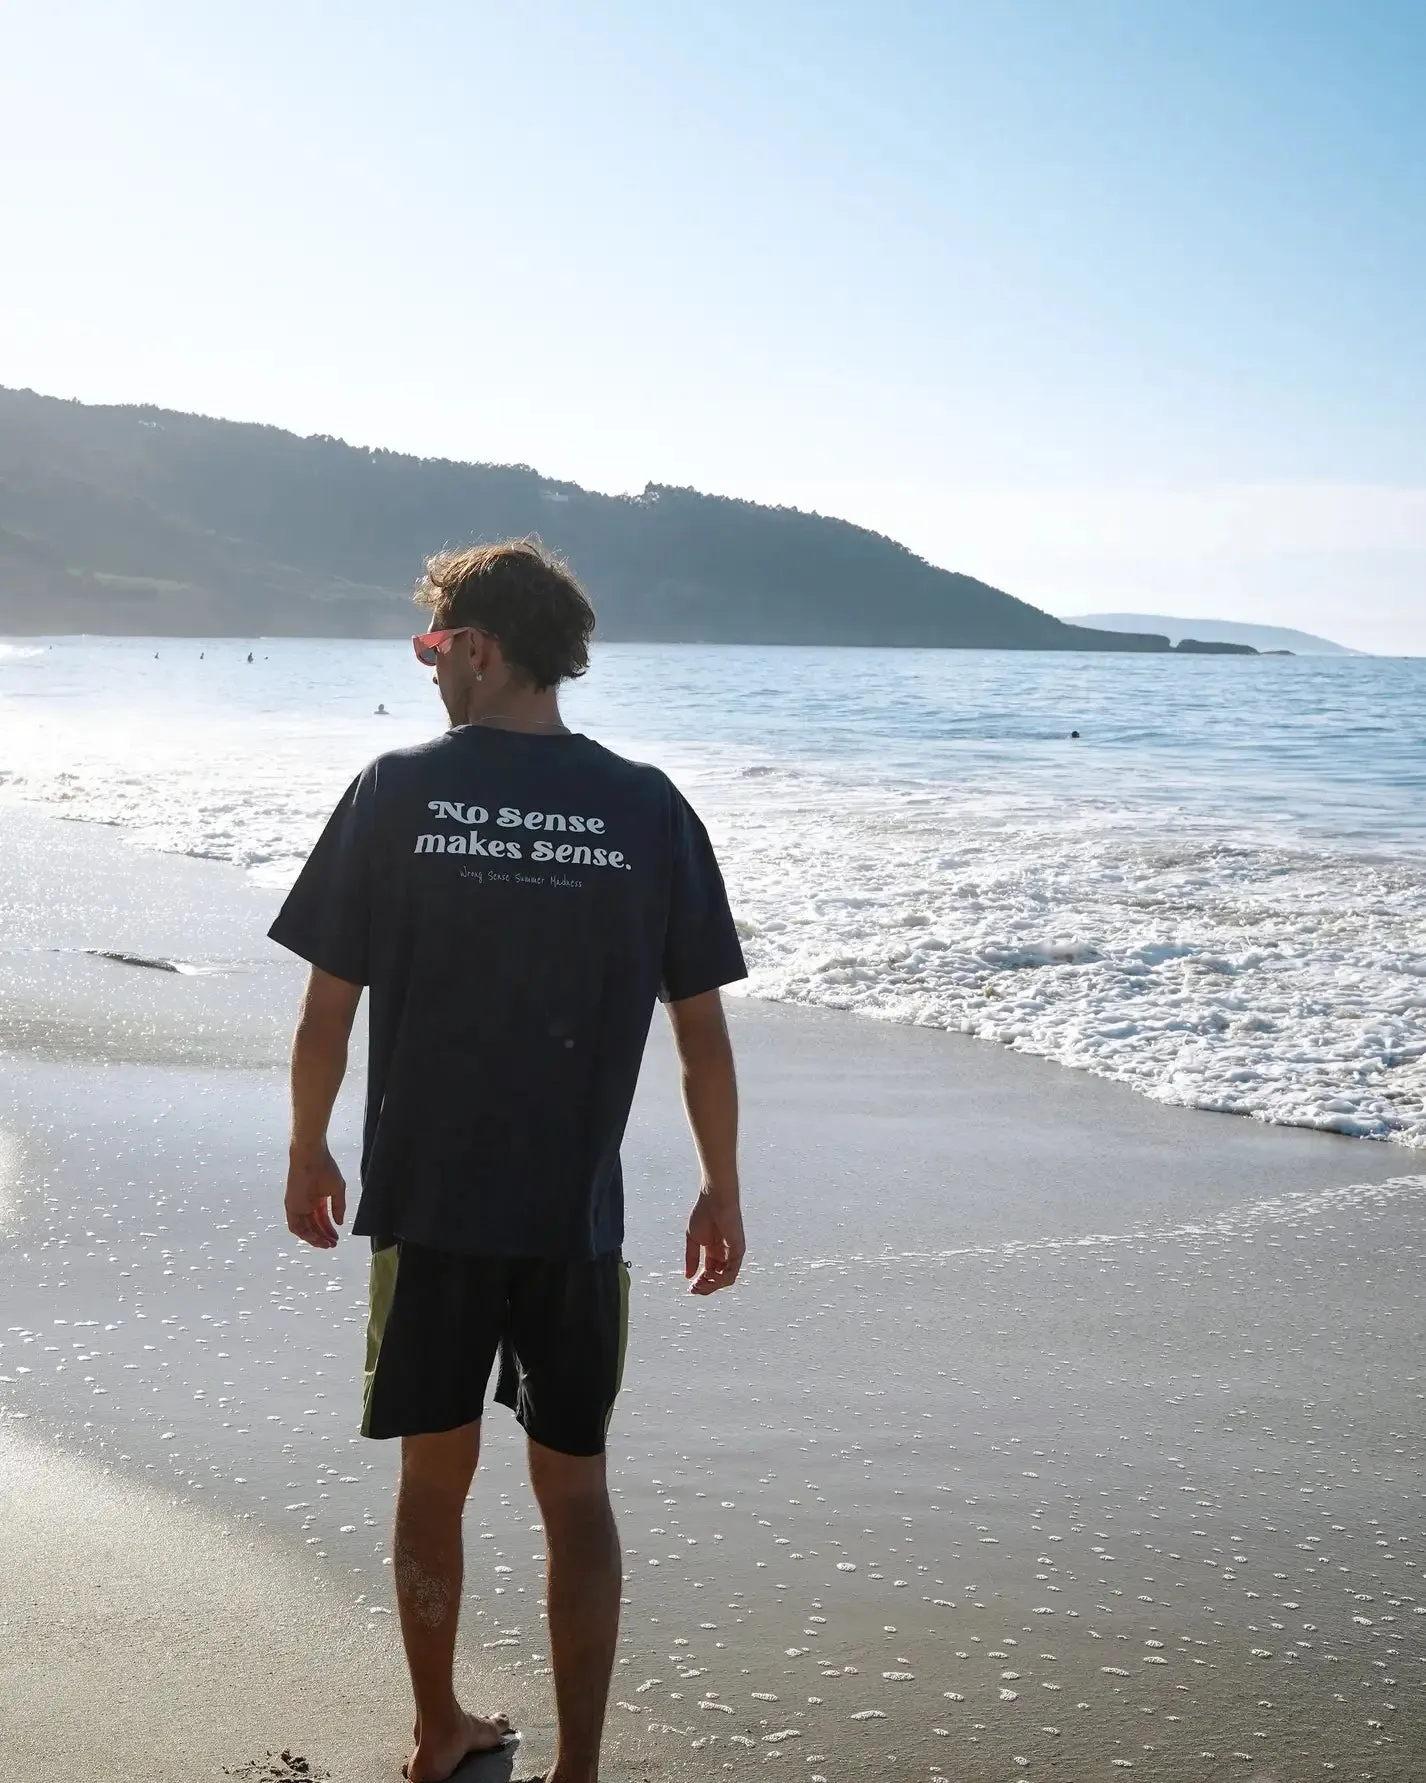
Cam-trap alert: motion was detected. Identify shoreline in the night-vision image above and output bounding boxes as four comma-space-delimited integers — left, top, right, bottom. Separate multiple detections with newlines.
3, 787, 1423, 1155
3, 628, 1359, 653
2, 804, 1424, 1781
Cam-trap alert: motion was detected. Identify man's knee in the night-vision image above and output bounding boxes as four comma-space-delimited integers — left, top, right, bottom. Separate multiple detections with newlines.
527, 1439, 610, 1515
400, 1422, 482, 1504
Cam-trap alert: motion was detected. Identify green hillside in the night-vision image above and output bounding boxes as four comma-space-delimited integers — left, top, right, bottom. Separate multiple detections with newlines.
0, 387, 1173, 649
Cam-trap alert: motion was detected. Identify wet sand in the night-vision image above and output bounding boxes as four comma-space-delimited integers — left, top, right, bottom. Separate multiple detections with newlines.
1, 804, 1423, 1782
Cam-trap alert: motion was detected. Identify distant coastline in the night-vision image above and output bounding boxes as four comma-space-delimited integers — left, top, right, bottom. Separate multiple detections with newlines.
0, 386, 1270, 653
3, 629, 1277, 656
1072, 612, 1356, 655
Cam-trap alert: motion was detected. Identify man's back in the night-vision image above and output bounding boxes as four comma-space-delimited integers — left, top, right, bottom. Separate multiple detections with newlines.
270, 724, 745, 1256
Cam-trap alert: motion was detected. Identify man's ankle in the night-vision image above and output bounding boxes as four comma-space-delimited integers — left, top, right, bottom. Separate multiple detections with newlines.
414, 1699, 462, 1737
546, 1761, 598, 1783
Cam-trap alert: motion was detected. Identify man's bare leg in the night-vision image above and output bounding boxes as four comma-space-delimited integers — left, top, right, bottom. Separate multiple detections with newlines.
528, 1441, 622, 1783
395, 1423, 511, 1783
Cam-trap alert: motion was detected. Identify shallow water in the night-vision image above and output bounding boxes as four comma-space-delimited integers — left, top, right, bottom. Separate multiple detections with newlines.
2, 638, 1424, 1143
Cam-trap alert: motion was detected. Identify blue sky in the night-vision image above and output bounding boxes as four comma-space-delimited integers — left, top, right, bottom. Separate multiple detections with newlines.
3, 1, 1424, 649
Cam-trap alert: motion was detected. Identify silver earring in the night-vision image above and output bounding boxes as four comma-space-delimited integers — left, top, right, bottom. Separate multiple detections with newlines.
475, 671, 484, 682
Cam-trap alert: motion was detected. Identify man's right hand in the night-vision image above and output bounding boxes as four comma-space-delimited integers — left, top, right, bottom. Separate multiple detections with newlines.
286, 1141, 347, 1249
685, 1191, 745, 1295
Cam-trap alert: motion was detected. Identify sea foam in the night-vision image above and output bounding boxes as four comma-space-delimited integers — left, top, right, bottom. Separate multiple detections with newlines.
2, 637, 1423, 1145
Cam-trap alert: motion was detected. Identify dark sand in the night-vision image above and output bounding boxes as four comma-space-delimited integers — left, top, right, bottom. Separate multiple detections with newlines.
1, 805, 1423, 1782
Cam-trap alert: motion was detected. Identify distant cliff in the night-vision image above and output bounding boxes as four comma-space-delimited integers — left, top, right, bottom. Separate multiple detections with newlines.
0, 387, 1175, 649
1075, 612, 1349, 654
1172, 638, 1259, 655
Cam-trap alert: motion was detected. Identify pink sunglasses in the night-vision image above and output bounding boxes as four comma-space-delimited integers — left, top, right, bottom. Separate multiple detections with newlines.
412, 626, 474, 666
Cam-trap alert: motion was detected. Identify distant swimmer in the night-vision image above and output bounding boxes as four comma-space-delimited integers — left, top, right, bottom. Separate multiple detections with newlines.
375, 702, 389, 715
1070, 729, 1081, 739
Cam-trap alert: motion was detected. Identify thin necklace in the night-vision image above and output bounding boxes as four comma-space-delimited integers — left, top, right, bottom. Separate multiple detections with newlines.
467, 714, 570, 733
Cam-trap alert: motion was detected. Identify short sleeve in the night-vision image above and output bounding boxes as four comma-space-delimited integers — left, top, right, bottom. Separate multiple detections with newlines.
660, 788, 747, 1003
268, 769, 377, 986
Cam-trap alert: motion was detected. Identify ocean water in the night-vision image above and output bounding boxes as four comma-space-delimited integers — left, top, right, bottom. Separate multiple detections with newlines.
3, 636, 1424, 1145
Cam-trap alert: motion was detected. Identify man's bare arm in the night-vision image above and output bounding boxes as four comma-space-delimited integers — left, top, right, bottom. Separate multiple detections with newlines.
667, 988, 744, 1294
285, 966, 362, 1249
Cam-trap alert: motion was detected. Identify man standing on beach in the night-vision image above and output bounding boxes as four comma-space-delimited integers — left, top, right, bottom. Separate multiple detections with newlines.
268, 541, 747, 1783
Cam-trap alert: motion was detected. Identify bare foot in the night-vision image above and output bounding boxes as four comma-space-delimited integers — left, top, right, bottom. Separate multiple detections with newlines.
403, 1710, 512, 1782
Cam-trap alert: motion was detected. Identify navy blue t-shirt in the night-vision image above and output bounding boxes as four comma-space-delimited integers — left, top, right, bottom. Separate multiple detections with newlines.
268, 726, 747, 1259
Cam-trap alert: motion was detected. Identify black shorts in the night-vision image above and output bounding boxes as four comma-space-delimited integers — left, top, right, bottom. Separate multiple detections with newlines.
360, 1242, 630, 1456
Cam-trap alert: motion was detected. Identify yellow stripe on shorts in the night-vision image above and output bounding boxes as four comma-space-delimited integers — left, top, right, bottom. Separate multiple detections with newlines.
607, 1258, 631, 1435
361, 1243, 400, 1437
